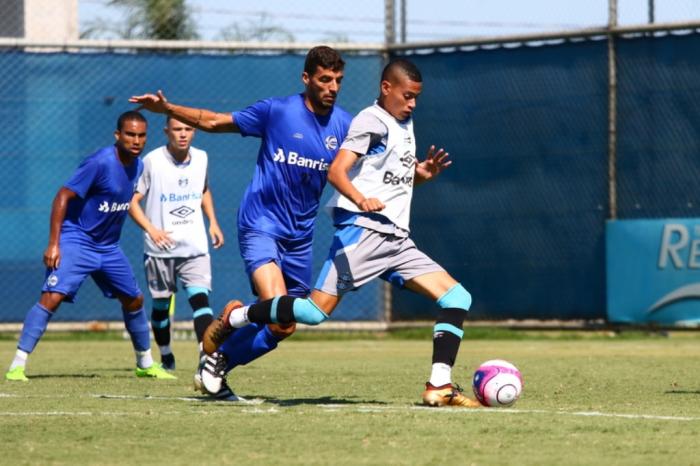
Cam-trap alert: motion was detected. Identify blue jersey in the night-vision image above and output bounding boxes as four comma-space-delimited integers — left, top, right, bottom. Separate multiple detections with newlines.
61, 145, 143, 247
234, 93, 352, 240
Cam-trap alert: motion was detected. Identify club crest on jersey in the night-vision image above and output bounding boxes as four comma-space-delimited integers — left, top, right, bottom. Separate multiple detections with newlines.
272, 148, 329, 171
178, 176, 188, 187
324, 136, 338, 150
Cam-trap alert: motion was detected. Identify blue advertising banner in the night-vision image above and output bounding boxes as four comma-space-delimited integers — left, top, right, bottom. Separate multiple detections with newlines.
607, 219, 700, 325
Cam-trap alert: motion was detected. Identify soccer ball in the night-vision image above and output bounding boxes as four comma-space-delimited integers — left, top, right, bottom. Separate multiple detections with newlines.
472, 359, 523, 407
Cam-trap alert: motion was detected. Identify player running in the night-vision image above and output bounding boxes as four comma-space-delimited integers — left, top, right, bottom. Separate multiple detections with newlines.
5, 111, 175, 382
202, 58, 480, 407
129, 46, 352, 399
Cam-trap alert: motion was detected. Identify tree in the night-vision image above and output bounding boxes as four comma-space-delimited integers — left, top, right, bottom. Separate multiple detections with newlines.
218, 13, 294, 43
81, 0, 198, 40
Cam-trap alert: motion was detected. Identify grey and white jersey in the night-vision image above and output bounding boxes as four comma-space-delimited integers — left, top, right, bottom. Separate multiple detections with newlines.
325, 103, 417, 231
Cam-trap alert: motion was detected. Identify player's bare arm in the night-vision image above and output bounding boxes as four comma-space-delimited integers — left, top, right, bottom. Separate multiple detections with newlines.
129, 90, 239, 133
44, 187, 77, 269
129, 192, 174, 250
201, 189, 224, 249
414, 145, 451, 186
328, 148, 385, 212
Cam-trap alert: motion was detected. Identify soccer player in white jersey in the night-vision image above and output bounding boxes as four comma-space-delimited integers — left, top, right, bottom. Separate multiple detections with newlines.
129, 117, 228, 394
203, 58, 480, 407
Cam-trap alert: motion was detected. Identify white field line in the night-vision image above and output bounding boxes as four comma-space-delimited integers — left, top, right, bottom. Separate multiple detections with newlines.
0, 393, 699, 422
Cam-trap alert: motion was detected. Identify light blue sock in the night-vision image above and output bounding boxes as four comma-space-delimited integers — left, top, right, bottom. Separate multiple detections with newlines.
123, 308, 151, 352
219, 323, 279, 372
17, 303, 53, 353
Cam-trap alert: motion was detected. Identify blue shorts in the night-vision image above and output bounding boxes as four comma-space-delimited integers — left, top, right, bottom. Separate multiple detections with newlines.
42, 240, 141, 303
238, 229, 312, 297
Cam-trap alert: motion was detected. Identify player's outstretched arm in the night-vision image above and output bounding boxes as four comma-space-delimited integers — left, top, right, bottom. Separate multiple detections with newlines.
328, 149, 385, 212
415, 145, 451, 186
44, 187, 77, 269
129, 90, 239, 134
129, 192, 174, 249
201, 189, 224, 249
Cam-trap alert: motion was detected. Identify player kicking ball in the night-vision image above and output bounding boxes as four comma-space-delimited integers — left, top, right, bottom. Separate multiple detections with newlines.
203, 59, 479, 407
5, 111, 175, 382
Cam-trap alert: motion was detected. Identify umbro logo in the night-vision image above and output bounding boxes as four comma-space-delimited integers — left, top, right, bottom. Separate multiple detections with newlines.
170, 205, 195, 218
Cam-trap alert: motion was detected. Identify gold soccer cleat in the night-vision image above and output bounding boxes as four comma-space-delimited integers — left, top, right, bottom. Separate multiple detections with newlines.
422, 382, 481, 408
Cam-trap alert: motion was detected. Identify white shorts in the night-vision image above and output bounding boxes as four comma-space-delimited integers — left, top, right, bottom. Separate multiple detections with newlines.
144, 254, 212, 299
314, 225, 444, 296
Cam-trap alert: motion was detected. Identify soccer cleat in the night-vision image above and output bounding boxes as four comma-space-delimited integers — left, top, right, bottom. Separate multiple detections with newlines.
196, 352, 245, 401
199, 352, 227, 394
422, 382, 481, 408
161, 353, 176, 371
5, 366, 29, 382
202, 300, 242, 355
135, 363, 178, 380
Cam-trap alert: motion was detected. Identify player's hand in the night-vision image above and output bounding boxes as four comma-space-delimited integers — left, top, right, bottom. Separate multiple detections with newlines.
209, 224, 224, 249
415, 145, 451, 182
43, 243, 61, 269
358, 197, 385, 212
129, 90, 170, 114
149, 229, 175, 250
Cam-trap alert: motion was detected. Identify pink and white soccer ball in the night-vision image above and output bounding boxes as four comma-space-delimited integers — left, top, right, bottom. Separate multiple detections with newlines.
472, 359, 523, 407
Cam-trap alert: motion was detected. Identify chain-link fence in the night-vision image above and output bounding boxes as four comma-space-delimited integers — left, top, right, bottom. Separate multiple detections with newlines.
2, 1, 700, 324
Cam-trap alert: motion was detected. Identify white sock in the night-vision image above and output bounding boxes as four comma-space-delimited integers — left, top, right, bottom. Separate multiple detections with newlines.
429, 363, 452, 387
159, 345, 172, 356
9, 349, 28, 371
228, 306, 250, 328
135, 349, 154, 369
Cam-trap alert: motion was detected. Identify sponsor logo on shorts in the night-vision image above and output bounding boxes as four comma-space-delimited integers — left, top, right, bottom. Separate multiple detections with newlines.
47, 274, 58, 287
337, 272, 353, 291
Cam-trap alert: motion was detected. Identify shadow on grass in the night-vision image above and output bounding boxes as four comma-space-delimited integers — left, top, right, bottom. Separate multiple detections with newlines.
665, 390, 700, 395
256, 396, 387, 406
27, 373, 101, 379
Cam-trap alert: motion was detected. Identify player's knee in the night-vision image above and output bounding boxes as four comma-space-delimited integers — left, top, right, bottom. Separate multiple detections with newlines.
39, 292, 63, 312
122, 294, 144, 312
268, 322, 296, 339
436, 283, 471, 312
292, 298, 329, 326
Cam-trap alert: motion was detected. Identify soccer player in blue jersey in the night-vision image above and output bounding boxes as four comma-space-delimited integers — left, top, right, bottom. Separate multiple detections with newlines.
130, 46, 351, 398
203, 59, 481, 407
5, 111, 176, 382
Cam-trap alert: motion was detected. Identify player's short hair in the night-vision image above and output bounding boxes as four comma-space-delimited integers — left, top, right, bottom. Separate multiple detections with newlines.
304, 46, 345, 74
117, 110, 147, 131
381, 58, 422, 83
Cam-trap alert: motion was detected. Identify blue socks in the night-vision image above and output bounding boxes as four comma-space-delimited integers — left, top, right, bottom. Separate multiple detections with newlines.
219, 323, 279, 372
18, 303, 53, 353
123, 308, 151, 352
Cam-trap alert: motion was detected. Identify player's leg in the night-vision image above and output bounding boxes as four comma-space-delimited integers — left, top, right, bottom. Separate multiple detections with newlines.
7, 243, 93, 381
144, 255, 177, 370
95, 247, 175, 379
175, 254, 215, 353
405, 269, 477, 408
5, 292, 65, 382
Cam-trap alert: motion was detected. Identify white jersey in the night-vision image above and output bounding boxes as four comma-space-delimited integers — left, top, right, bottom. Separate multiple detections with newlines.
136, 145, 209, 258
326, 103, 417, 231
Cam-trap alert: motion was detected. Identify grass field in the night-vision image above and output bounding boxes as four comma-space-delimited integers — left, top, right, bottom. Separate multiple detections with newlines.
2, 332, 700, 465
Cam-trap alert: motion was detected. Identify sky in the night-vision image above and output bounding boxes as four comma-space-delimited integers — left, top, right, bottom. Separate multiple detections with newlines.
78, 0, 700, 43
